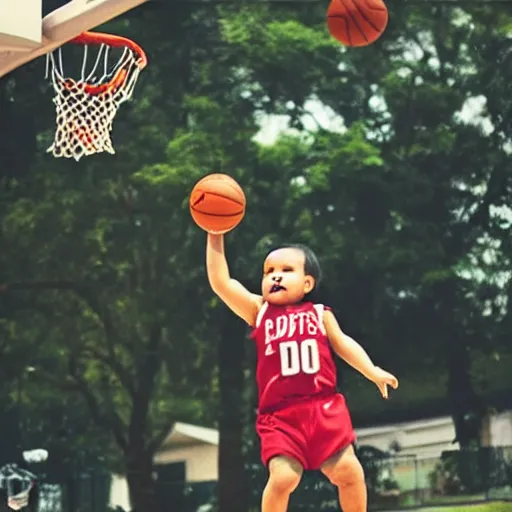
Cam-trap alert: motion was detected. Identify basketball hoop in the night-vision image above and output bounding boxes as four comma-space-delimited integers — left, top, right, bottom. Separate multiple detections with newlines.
46, 31, 147, 161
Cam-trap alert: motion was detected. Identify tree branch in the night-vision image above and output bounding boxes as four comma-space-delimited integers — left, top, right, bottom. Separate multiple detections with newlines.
137, 323, 163, 406
0, 279, 136, 398
34, 364, 129, 453
148, 417, 176, 455
68, 355, 129, 453
84, 346, 136, 399
469, 165, 508, 232
128, 324, 164, 447
73, 289, 137, 399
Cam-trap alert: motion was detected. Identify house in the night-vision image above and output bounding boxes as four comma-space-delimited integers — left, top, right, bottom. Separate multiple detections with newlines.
108, 411, 512, 510
355, 415, 459, 458
109, 423, 219, 511
154, 423, 219, 482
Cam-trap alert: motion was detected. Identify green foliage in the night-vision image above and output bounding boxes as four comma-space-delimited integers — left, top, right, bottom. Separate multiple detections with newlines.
1, 1, 512, 511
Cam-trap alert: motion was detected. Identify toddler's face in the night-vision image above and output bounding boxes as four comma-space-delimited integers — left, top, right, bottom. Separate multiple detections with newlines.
261, 248, 314, 305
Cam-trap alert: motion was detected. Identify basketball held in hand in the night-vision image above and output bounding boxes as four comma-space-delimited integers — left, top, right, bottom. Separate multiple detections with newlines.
327, 0, 388, 47
189, 174, 246, 234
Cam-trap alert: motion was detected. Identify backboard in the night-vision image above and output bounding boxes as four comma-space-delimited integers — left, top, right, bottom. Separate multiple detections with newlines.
0, 0, 42, 51
0, 0, 149, 79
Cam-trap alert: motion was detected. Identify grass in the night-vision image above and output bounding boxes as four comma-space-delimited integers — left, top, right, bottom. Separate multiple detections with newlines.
421, 502, 512, 512
424, 494, 487, 505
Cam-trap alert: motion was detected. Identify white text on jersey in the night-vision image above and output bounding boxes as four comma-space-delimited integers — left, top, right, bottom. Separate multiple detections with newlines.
264, 311, 321, 344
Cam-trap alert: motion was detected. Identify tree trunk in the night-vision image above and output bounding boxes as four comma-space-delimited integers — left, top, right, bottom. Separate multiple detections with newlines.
126, 449, 158, 512
436, 280, 485, 449
217, 310, 249, 512
447, 338, 484, 448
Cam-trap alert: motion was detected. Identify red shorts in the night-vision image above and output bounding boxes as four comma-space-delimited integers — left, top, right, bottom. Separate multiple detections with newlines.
256, 393, 356, 470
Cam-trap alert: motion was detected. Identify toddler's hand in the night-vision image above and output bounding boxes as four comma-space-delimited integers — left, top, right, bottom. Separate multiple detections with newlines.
370, 366, 399, 399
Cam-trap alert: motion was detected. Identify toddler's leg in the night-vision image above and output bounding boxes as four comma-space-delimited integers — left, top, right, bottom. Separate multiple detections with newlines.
262, 455, 303, 512
321, 445, 367, 512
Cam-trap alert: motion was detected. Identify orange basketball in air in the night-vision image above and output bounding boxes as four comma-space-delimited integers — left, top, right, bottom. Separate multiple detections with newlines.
327, 0, 388, 47
189, 174, 246, 234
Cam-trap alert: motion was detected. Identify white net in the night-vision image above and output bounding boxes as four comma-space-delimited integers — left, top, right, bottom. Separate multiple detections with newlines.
46, 39, 145, 161
7, 484, 32, 511
0, 464, 35, 511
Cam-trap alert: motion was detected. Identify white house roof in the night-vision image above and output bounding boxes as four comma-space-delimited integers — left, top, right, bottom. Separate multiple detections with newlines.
160, 422, 219, 449
155, 412, 512, 464
160, 416, 453, 450
356, 415, 453, 438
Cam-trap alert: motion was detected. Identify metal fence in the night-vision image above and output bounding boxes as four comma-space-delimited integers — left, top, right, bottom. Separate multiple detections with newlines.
366, 445, 512, 510
11, 446, 511, 512
161, 445, 512, 511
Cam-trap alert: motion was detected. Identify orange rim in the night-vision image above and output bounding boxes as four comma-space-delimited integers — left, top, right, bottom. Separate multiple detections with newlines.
66, 31, 147, 96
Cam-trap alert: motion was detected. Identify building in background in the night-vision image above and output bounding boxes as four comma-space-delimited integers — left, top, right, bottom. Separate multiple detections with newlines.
108, 411, 512, 510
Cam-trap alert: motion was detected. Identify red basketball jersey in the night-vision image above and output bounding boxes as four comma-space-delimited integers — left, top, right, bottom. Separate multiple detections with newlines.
250, 301, 338, 413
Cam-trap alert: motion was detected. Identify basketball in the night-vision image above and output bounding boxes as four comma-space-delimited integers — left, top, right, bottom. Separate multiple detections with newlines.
189, 174, 246, 234
327, 0, 388, 47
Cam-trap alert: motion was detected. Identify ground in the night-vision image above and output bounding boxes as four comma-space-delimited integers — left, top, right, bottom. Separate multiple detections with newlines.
420, 502, 512, 512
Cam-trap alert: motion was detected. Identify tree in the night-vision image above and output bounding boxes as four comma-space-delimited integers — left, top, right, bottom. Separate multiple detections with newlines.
1, 8, 222, 510
2, 3, 512, 512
